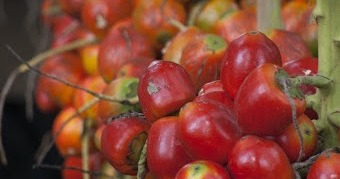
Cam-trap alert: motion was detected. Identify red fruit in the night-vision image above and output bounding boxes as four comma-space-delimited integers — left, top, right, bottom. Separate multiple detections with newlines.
62, 152, 103, 179
179, 33, 227, 91
214, 8, 257, 44
58, 0, 84, 18
101, 114, 151, 175
35, 79, 58, 113
147, 116, 192, 179
194, 91, 234, 113
39, 53, 85, 107
267, 29, 312, 65
178, 100, 242, 164
72, 75, 107, 123
234, 63, 306, 136
307, 152, 340, 179
283, 56, 318, 119
98, 18, 155, 82
198, 80, 225, 95
138, 61, 196, 123
132, 0, 187, 48
52, 106, 84, 156
276, 114, 318, 163
81, 0, 133, 38
175, 160, 231, 179
282, 1, 317, 55
163, 26, 203, 64
97, 77, 140, 125
117, 57, 154, 78
41, 0, 61, 26
228, 135, 295, 179
220, 31, 282, 99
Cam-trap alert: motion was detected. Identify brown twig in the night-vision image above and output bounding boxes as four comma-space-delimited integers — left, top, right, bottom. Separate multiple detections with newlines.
6, 45, 137, 105
34, 97, 100, 166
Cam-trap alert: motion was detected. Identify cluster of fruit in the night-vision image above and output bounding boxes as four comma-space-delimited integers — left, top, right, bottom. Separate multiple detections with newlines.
32, 0, 339, 178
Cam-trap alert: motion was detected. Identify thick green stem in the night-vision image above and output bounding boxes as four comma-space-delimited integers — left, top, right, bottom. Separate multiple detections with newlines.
257, 0, 283, 32
312, 0, 340, 149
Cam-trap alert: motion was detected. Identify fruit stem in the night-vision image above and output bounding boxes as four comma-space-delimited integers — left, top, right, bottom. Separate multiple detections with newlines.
82, 119, 91, 179
137, 142, 147, 179
290, 75, 333, 89
257, 0, 283, 32
18, 37, 98, 73
311, 0, 340, 149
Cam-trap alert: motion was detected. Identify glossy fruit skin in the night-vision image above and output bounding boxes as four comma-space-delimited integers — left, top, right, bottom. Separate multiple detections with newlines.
234, 63, 306, 136
268, 29, 312, 65
101, 116, 151, 175
178, 100, 242, 164
283, 56, 318, 119
276, 114, 318, 163
220, 31, 282, 99
175, 160, 231, 179
98, 18, 155, 83
138, 61, 196, 123
214, 8, 257, 44
52, 106, 84, 156
198, 80, 224, 95
147, 116, 192, 179
194, 91, 234, 113
132, 0, 187, 48
179, 34, 227, 91
307, 152, 340, 179
228, 135, 295, 179
117, 57, 154, 79
81, 0, 133, 38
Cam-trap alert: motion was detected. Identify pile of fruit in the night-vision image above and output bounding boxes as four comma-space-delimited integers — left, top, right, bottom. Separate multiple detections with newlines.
2, 0, 340, 178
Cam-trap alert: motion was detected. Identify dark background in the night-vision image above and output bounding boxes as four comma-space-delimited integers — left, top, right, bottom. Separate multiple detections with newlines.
0, 0, 63, 178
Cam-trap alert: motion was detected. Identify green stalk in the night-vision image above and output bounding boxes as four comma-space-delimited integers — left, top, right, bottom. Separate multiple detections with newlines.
312, 0, 340, 149
257, 0, 283, 32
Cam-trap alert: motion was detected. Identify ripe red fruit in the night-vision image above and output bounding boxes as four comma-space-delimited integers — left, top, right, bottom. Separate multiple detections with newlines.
81, 0, 133, 38
228, 135, 295, 179
101, 114, 151, 175
178, 100, 242, 164
98, 18, 155, 82
234, 63, 306, 136
307, 152, 340, 179
214, 8, 257, 44
147, 116, 192, 178
179, 33, 227, 91
220, 31, 282, 99
175, 160, 231, 179
132, 0, 187, 48
267, 29, 312, 65
57, 0, 84, 18
34, 78, 58, 113
138, 61, 196, 123
276, 114, 318, 163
